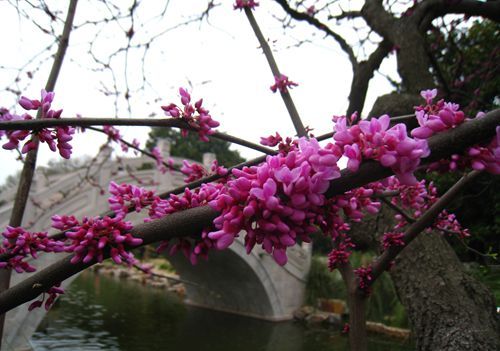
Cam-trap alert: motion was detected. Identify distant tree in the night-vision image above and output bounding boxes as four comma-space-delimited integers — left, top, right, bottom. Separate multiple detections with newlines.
425, 19, 500, 262
147, 128, 245, 167
429, 19, 499, 115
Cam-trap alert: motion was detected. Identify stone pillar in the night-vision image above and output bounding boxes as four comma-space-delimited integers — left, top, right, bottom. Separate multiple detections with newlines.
155, 138, 173, 190
202, 152, 216, 169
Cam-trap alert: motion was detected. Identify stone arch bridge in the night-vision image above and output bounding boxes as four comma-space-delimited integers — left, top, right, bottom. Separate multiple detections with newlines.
0, 144, 311, 351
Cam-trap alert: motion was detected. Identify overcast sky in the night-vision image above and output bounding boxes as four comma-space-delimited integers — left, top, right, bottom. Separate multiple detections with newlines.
0, 0, 396, 184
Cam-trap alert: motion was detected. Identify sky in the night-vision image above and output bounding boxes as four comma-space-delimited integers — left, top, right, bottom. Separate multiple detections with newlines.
0, 0, 396, 184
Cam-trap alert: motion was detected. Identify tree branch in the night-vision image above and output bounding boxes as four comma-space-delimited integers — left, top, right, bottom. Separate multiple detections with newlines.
243, 7, 307, 137
0, 0, 79, 342
0, 108, 498, 314
370, 170, 482, 283
273, 0, 358, 68
415, 0, 500, 30
0, 117, 276, 155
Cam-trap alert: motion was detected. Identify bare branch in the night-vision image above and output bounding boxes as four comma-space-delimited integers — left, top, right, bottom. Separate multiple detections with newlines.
243, 8, 307, 137
273, 0, 358, 68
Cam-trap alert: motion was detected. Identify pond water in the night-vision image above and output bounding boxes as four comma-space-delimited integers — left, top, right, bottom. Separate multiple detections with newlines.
32, 271, 413, 351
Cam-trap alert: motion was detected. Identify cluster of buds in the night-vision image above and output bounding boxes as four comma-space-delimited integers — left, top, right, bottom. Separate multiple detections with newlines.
1, 90, 75, 158
260, 132, 298, 154
161, 88, 219, 142
233, 0, 259, 10
56, 215, 142, 265
208, 138, 342, 265
0, 227, 64, 273
412, 90, 499, 174
108, 181, 157, 217
180, 160, 228, 183
334, 114, 430, 185
270, 74, 299, 93
354, 266, 373, 294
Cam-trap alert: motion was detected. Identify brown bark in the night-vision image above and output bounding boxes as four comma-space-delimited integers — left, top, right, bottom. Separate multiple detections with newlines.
370, 95, 500, 350
390, 233, 500, 350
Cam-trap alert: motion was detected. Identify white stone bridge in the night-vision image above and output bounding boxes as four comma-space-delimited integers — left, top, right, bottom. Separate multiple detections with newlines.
0, 143, 311, 351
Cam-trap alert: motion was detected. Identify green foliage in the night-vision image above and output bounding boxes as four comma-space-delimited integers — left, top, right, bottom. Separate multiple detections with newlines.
147, 128, 245, 167
306, 254, 408, 327
426, 20, 500, 263
431, 19, 500, 114
306, 256, 345, 304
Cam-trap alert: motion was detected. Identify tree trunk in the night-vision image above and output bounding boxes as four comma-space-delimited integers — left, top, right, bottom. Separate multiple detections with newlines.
390, 233, 500, 350
367, 92, 500, 350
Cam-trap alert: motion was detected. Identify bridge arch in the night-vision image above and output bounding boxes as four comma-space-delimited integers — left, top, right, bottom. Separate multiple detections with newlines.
0, 148, 311, 350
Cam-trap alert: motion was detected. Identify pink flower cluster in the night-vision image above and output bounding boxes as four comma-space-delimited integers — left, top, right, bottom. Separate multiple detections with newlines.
333, 114, 430, 185
161, 88, 220, 142
208, 138, 341, 265
53, 215, 142, 265
260, 132, 298, 154
103, 125, 130, 152
383, 176, 470, 238
0, 227, 64, 273
413, 90, 499, 174
327, 242, 352, 270
1, 90, 75, 158
412, 89, 465, 139
324, 187, 380, 270
233, 0, 259, 10
354, 265, 373, 294
381, 232, 405, 250
181, 160, 228, 183
28, 283, 64, 311
270, 74, 299, 93
108, 181, 157, 217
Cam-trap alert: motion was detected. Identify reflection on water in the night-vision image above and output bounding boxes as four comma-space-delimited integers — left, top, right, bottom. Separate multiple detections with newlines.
32, 271, 412, 351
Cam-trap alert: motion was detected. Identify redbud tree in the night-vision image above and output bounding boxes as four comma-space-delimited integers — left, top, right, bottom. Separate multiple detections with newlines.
0, 1, 499, 351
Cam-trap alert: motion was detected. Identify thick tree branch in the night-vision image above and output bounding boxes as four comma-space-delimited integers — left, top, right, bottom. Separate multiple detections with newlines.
346, 40, 392, 116
0, 206, 218, 314
415, 0, 500, 29
273, 0, 358, 68
325, 108, 500, 197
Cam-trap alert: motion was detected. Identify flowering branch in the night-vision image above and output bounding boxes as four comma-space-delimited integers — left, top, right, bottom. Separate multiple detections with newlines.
0, 108, 497, 314
370, 170, 482, 283
243, 7, 307, 137
0, 116, 275, 155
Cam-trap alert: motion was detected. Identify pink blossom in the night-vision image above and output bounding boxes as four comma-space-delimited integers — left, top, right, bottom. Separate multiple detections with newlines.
270, 74, 298, 93
208, 137, 341, 266
108, 181, 157, 217
333, 115, 429, 185
28, 283, 64, 311
63, 215, 142, 265
1, 90, 76, 159
382, 232, 405, 250
234, 0, 259, 10
0, 227, 64, 273
354, 266, 373, 294
161, 88, 219, 142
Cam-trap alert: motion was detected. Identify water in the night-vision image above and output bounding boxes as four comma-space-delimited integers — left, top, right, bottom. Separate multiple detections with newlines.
32, 271, 413, 351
